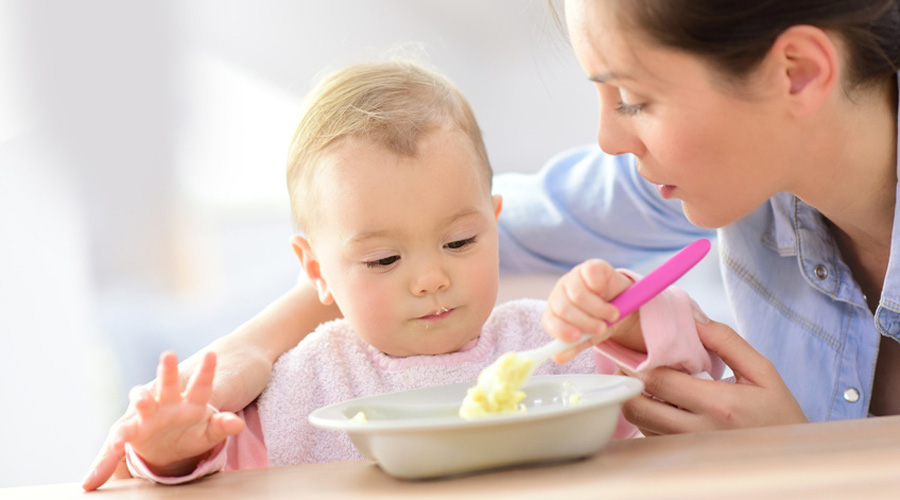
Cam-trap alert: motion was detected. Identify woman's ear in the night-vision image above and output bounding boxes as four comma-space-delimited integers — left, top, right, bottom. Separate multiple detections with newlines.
768, 25, 839, 117
290, 234, 334, 305
493, 194, 503, 220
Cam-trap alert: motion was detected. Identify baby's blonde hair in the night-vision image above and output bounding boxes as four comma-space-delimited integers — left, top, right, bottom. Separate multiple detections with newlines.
287, 59, 492, 234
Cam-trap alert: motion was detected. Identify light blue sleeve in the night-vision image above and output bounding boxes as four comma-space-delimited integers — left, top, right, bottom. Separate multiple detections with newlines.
494, 144, 716, 273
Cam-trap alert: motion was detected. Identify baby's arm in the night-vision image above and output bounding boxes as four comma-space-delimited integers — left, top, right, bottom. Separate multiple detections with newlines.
83, 284, 339, 491
122, 351, 244, 480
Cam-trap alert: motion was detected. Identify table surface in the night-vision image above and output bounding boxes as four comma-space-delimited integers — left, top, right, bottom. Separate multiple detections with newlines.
7, 415, 900, 500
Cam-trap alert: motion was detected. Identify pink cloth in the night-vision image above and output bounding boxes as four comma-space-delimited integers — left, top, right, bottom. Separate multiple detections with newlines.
594, 269, 725, 379
127, 291, 721, 483
592, 269, 726, 439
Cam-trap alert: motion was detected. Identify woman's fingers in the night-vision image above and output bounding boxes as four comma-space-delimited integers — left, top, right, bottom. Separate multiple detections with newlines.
629, 367, 722, 422
622, 393, 705, 435
623, 320, 808, 433
694, 320, 771, 384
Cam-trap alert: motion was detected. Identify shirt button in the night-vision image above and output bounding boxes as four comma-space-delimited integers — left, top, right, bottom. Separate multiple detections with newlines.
843, 388, 860, 403
814, 265, 828, 280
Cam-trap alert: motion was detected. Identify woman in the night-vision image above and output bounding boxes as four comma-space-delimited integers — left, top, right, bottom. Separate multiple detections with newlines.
84, 0, 899, 489
521, 0, 900, 433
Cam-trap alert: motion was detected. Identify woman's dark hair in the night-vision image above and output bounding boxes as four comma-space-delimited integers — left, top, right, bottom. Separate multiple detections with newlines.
617, 0, 900, 90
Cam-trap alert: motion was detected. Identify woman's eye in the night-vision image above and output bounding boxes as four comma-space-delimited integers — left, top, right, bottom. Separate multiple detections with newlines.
615, 100, 645, 116
445, 236, 476, 250
365, 255, 400, 268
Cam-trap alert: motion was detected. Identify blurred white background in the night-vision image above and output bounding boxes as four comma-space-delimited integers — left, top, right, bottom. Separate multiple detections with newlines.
0, 0, 728, 488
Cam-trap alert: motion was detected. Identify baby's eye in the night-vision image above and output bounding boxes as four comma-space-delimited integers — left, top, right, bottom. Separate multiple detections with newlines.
445, 236, 477, 250
365, 255, 400, 268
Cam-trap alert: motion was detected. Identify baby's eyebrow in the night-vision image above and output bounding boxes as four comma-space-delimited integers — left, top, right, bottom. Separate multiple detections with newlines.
347, 207, 487, 246
347, 229, 394, 246
440, 206, 486, 226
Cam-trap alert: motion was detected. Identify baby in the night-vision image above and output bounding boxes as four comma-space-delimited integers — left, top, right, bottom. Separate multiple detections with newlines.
105, 59, 721, 486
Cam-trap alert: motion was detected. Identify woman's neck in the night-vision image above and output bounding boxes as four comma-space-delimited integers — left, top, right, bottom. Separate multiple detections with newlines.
796, 81, 897, 300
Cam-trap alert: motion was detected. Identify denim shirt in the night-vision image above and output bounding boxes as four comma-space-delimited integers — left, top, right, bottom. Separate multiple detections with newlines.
494, 83, 899, 421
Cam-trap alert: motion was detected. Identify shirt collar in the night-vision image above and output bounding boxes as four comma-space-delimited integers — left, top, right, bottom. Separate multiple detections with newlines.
763, 71, 900, 321
766, 192, 800, 256
877, 70, 900, 333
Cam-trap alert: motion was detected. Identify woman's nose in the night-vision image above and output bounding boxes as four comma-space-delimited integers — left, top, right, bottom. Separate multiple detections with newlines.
596, 94, 644, 157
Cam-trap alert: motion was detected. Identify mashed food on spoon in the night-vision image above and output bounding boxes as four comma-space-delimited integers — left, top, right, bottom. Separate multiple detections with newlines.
459, 352, 532, 419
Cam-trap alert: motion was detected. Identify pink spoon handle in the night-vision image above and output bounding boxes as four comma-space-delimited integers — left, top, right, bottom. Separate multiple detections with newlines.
608, 239, 711, 322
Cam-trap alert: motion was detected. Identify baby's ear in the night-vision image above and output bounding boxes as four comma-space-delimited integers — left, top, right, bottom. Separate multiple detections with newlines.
290, 235, 334, 305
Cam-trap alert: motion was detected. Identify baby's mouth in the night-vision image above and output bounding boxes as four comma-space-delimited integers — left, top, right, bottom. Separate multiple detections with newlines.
418, 306, 452, 320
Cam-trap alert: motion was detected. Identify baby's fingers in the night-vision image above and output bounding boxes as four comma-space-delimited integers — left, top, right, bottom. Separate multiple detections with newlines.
157, 351, 182, 405
81, 421, 133, 491
129, 385, 158, 420
551, 341, 593, 364
570, 263, 624, 318
184, 351, 217, 406
543, 309, 586, 343
207, 412, 245, 444
578, 260, 632, 302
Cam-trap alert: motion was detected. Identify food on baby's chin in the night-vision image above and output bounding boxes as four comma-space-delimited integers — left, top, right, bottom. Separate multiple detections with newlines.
351, 411, 368, 423
459, 352, 532, 420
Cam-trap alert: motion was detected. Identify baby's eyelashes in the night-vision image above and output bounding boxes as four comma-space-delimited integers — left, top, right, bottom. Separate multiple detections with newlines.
445, 236, 477, 250
365, 255, 400, 268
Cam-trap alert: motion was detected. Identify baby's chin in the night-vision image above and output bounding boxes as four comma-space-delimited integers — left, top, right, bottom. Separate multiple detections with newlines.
375, 333, 481, 358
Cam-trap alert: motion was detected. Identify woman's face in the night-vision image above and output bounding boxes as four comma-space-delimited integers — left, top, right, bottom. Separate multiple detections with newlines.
565, 0, 794, 228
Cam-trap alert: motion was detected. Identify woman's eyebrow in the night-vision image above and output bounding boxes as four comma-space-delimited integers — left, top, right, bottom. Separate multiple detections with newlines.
590, 71, 630, 84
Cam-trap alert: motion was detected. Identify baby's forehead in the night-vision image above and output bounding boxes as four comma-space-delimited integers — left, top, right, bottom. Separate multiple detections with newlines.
323, 128, 491, 183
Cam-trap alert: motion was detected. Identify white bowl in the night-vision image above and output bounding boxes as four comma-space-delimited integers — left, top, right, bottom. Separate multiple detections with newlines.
308, 374, 643, 479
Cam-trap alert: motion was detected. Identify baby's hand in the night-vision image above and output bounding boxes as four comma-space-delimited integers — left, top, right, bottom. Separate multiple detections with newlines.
121, 351, 245, 477
542, 259, 635, 362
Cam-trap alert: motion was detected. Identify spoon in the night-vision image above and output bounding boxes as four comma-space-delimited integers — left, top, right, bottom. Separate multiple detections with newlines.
459, 238, 711, 419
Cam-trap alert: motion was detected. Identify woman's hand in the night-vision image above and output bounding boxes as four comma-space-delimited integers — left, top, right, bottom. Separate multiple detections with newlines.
542, 259, 638, 363
623, 319, 808, 435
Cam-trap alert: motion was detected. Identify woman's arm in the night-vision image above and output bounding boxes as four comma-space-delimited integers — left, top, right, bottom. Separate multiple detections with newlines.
181, 284, 340, 412
496, 145, 716, 274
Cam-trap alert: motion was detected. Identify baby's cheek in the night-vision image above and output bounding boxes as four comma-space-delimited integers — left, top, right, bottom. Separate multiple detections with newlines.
354, 281, 394, 317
